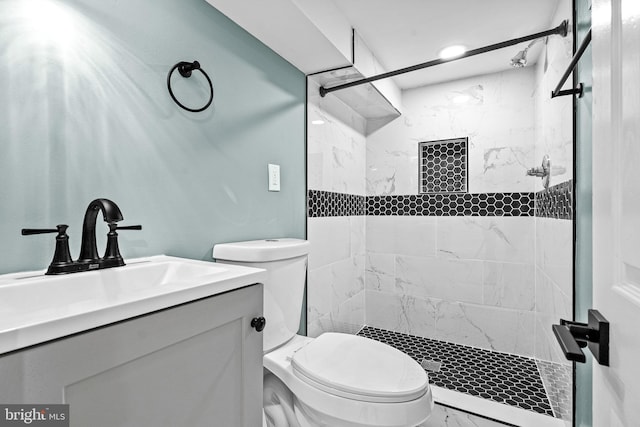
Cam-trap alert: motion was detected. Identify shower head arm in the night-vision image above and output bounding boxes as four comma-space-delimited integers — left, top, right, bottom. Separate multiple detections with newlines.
510, 36, 548, 67
526, 36, 547, 50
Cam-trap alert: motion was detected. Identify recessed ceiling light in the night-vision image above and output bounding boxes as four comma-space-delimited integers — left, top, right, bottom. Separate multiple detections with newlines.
439, 45, 467, 60
453, 94, 471, 104
311, 120, 325, 125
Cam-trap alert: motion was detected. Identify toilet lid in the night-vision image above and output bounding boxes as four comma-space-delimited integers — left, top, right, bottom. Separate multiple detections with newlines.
291, 333, 428, 403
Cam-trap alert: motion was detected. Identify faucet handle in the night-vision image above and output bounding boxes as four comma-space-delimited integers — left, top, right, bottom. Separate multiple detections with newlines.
102, 223, 142, 269
22, 224, 68, 235
115, 225, 142, 231
22, 225, 74, 275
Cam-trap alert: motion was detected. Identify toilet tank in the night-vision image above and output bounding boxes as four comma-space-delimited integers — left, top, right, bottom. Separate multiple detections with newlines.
213, 239, 310, 352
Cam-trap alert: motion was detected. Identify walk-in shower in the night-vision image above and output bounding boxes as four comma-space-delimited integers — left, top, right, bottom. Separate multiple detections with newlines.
307, 4, 577, 425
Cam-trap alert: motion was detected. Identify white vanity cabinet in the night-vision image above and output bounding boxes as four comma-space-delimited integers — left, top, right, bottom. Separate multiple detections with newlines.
0, 283, 264, 427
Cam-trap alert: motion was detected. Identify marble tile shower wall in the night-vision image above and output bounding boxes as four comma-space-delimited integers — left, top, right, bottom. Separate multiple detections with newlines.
307, 35, 573, 363
365, 69, 540, 357
366, 69, 537, 196
306, 87, 366, 337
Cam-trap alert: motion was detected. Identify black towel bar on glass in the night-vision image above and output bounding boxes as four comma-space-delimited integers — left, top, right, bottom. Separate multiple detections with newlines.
167, 60, 214, 113
551, 29, 592, 98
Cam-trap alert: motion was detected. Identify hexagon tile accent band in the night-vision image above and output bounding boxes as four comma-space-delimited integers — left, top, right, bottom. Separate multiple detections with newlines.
366, 192, 534, 216
534, 180, 572, 220
308, 187, 573, 219
308, 190, 366, 217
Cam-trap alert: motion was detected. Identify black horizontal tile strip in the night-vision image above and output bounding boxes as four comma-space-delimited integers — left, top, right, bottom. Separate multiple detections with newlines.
367, 192, 534, 217
305, 189, 580, 218
358, 326, 555, 417
308, 190, 366, 217
535, 180, 573, 220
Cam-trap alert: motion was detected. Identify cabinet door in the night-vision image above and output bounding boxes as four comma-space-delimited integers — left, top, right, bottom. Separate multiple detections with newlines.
0, 284, 263, 427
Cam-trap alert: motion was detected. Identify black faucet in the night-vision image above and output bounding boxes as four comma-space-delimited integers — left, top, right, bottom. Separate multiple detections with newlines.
22, 198, 141, 275
77, 198, 124, 266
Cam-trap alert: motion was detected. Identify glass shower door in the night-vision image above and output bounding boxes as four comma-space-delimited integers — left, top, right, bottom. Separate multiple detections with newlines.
574, 0, 592, 425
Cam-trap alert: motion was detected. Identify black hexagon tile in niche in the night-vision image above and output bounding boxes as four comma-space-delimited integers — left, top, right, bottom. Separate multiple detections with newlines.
357, 326, 555, 418
420, 138, 468, 194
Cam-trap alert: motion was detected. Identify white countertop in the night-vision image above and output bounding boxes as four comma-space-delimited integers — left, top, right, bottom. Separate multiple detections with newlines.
0, 255, 266, 355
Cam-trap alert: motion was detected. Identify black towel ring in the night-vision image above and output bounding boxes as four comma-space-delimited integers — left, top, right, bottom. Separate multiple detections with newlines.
167, 61, 214, 113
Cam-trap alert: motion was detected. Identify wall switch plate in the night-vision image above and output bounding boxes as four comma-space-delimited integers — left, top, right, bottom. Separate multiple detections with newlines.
268, 164, 280, 192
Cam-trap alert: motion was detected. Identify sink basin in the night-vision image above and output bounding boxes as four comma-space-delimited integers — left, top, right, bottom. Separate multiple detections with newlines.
1, 259, 227, 314
0, 255, 266, 355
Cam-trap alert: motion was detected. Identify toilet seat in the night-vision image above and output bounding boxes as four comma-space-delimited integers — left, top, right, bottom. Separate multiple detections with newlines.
264, 334, 433, 427
291, 333, 428, 403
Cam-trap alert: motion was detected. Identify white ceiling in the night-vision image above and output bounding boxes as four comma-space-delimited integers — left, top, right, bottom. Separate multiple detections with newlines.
331, 0, 563, 89
207, 0, 565, 90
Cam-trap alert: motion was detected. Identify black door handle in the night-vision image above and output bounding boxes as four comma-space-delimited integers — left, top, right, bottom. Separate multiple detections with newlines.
552, 309, 609, 366
552, 324, 586, 363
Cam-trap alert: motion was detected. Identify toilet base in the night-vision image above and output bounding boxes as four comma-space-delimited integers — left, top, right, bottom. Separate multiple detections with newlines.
264, 370, 431, 427
293, 398, 379, 427
264, 372, 379, 427
264, 373, 301, 427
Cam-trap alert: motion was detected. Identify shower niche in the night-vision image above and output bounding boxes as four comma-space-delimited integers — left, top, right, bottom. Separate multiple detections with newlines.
419, 138, 468, 194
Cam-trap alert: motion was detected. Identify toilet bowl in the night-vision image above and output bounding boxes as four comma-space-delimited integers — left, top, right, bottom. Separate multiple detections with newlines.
213, 239, 433, 427
264, 334, 432, 427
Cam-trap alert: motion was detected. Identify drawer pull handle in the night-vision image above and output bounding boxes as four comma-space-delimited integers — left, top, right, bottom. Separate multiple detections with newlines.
251, 317, 266, 332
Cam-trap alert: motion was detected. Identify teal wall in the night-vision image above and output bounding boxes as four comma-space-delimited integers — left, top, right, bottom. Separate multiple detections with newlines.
0, 0, 306, 274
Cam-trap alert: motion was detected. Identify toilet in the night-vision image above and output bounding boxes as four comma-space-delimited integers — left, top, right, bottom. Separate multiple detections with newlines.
213, 238, 433, 427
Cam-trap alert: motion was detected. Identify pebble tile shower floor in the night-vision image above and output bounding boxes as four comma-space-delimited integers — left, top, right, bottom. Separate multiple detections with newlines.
357, 326, 570, 419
